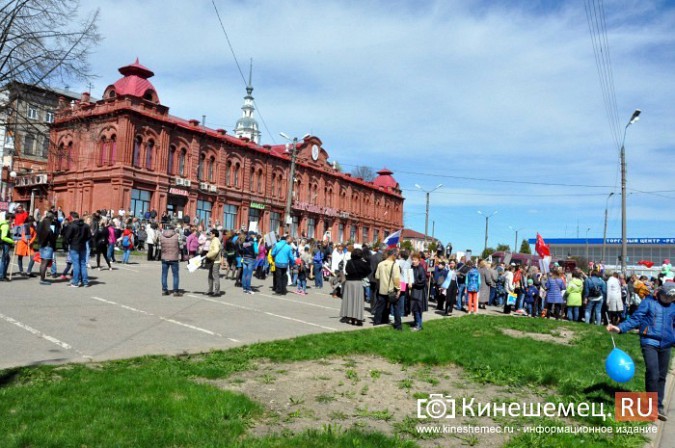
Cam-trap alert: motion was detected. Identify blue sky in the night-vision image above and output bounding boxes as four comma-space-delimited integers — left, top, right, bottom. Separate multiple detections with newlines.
69, 0, 675, 253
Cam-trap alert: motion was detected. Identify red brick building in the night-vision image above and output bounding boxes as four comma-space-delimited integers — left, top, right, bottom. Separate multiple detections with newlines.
48, 60, 404, 242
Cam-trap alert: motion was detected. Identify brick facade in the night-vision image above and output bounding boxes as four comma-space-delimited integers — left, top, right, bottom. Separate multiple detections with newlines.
47, 61, 404, 243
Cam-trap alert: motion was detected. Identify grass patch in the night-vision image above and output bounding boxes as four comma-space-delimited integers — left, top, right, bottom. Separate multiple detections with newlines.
0, 316, 648, 447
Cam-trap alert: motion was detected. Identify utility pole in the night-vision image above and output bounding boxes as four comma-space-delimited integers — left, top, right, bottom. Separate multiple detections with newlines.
602, 192, 614, 263
280, 133, 298, 236
415, 184, 442, 250
620, 109, 641, 274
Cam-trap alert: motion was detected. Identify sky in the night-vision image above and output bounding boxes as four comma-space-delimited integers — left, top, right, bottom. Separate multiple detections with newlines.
66, 0, 675, 254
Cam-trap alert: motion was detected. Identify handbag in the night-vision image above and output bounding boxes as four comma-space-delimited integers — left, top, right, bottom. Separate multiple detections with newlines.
506, 292, 517, 306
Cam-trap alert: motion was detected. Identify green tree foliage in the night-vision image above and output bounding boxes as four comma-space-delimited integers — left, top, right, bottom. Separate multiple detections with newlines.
481, 247, 495, 259
519, 239, 532, 254
496, 243, 510, 252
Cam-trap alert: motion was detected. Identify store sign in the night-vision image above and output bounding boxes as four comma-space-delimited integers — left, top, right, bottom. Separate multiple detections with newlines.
169, 187, 189, 197
293, 201, 348, 219
250, 202, 266, 210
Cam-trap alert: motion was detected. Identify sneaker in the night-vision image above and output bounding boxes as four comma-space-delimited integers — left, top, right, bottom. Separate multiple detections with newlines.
173, 291, 183, 297
162, 290, 170, 296
658, 412, 668, 422
68, 284, 79, 288
97, 267, 102, 271
247, 290, 255, 295
39, 280, 51, 285
411, 327, 420, 332
83, 284, 90, 288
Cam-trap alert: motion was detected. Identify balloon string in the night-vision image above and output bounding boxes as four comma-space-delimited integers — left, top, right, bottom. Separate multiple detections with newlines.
605, 312, 616, 348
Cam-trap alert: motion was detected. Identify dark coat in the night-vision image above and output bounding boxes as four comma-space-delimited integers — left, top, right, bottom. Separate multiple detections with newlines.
346, 257, 371, 281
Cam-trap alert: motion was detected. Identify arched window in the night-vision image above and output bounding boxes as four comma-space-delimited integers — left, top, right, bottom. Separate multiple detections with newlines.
57, 143, 65, 171
257, 169, 263, 193
233, 163, 240, 187
145, 140, 154, 170
225, 161, 232, 185
98, 137, 107, 166
168, 145, 176, 175
250, 167, 256, 192
132, 136, 142, 167
271, 173, 276, 197
109, 135, 117, 165
66, 142, 73, 170
178, 149, 186, 177
197, 153, 205, 181
208, 156, 215, 182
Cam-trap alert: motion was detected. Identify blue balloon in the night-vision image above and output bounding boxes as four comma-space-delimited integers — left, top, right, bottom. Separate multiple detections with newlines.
605, 347, 635, 383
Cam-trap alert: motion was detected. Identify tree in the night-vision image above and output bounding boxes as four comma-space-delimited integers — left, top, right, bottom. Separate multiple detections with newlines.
496, 243, 510, 252
481, 247, 495, 259
400, 240, 413, 253
350, 165, 376, 182
427, 241, 438, 253
0, 0, 100, 163
0, 0, 100, 90
519, 239, 532, 254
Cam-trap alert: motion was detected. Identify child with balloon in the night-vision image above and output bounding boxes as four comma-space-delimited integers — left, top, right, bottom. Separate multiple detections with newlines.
607, 282, 675, 422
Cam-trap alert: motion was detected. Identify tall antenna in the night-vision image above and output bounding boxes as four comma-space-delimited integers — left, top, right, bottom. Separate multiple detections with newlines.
248, 58, 253, 89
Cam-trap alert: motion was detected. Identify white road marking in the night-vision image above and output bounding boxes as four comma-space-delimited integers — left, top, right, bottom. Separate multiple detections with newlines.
111, 264, 140, 273
188, 294, 338, 331
90, 296, 240, 342
255, 292, 341, 311
0, 312, 92, 359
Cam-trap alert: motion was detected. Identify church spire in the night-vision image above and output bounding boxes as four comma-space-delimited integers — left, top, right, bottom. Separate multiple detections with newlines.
234, 58, 261, 144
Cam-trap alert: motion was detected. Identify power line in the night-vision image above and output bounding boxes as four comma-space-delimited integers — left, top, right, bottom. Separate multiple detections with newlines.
210, 0, 276, 144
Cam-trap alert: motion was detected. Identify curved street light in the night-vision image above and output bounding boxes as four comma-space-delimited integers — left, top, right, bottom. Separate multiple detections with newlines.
477, 210, 498, 254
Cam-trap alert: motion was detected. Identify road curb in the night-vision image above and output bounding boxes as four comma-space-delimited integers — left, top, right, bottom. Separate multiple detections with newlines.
652, 364, 675, 448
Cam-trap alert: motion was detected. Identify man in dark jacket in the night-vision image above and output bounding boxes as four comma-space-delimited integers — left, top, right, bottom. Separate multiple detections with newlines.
368, 244, 385, 307
64, 212, 91, 287
160, 224, 182, 297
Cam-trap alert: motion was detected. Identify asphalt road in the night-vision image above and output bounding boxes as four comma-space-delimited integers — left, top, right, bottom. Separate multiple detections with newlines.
0, 254, 442, 370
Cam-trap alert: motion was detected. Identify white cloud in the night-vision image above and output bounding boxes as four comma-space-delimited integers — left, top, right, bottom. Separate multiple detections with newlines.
68, 0, 675, 251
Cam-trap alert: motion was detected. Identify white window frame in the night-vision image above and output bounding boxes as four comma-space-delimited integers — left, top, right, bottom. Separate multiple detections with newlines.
27, 104, 38, 120
45, 111, 54, 123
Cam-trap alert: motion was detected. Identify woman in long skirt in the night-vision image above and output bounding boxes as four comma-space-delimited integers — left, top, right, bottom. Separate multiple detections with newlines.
340, 248, 371, 326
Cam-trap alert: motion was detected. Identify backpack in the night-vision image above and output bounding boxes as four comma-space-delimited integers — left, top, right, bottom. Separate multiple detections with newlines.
122, 234, 131, 248
588, 278, 602, 297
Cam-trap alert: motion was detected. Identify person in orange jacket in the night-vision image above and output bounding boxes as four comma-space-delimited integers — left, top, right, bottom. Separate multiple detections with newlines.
16, 216, 37, 277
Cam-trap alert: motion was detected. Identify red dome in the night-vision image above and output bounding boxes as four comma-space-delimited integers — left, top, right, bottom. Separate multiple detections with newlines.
104, 58, 160, 103
373, 167, 398, 189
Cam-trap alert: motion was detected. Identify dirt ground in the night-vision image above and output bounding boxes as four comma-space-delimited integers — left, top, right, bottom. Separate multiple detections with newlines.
199, 355, 551, 447
499, 328, 576, 345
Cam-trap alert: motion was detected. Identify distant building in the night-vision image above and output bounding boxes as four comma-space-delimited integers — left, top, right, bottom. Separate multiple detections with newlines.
46, 59, 404, 241
527, 237, 675, 266
401, 228, 442, 253
0, 81, 79, 212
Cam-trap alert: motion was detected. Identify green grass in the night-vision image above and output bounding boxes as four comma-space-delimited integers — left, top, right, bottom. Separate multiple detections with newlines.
0, 316, 649, 447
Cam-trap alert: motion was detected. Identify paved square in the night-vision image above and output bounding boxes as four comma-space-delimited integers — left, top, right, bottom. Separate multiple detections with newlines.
1, 255, 438, 369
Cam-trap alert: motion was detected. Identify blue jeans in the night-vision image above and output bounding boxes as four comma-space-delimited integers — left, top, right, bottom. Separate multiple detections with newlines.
524, 302, 535, 317
297, 278, 306, 292
567, 306, 580, 322
69, 248, 88, 286
123, 248, 131, 264
488, 287, 497, 306
242, 258, 255, 292
390, 295, 404, 330
314, 262, 323, 288
364, 284, 371, 303
107, 244, 115, 262
161, 260, 179, 292
85, 240, 90, 266
0, 244, 10, 278
457, 283, 467, 310
413, 310, 423, 329
585, 299, 603, 325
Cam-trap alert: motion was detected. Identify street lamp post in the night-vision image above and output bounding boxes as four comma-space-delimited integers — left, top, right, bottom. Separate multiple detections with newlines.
415, 183, 443, 249
602, 192, 614, 264
620, 109, 641, 274
509, 226, 524, 253
477, 210, 498, 255
280, 132, 298, 236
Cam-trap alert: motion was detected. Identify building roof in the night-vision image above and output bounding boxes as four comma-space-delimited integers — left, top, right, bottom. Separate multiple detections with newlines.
373, 167, 398, 189
402, 228, 440, 241
105, 58, 159, 103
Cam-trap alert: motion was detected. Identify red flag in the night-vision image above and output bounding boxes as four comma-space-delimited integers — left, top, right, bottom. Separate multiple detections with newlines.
637, 260, 654, 268
535, 233, 551, 258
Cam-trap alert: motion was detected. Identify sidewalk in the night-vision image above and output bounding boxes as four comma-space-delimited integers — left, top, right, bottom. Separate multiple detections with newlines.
653, 364, 675, 448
